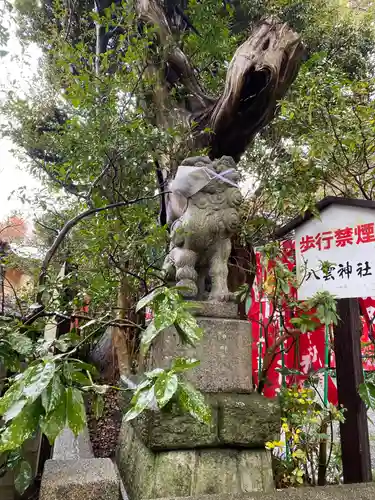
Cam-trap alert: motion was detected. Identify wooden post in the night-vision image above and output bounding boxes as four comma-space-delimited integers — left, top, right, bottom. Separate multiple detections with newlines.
333, 298, 372, 483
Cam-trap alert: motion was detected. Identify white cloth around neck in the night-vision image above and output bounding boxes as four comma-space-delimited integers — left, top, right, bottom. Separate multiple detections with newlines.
171, 165, 238, 198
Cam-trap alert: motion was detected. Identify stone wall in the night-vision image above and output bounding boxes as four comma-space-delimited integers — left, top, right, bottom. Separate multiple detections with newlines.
152, 483, 375, 500
116, 303, 281, 500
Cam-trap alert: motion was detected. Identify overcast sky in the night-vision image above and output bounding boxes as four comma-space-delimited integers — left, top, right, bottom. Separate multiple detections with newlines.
0, 13, 41, 222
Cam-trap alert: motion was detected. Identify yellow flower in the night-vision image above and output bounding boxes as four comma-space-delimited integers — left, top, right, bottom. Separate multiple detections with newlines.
274, 440, 285, 447
265, 441, 275, 449
282, 423, 289, 432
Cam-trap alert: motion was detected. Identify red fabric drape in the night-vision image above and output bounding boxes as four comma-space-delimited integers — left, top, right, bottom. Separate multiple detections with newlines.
249, 240, 375, 402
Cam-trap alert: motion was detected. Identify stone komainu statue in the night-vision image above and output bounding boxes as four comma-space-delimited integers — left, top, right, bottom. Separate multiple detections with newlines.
163, 155, 243, 301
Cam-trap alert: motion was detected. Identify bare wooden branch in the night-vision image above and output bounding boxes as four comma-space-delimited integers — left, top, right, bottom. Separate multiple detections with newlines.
36, 192, 169, 304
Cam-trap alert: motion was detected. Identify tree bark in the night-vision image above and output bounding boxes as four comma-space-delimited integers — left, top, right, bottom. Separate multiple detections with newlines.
136, 0, 305, 165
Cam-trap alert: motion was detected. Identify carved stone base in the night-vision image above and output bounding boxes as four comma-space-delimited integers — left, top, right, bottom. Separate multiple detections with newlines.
116, 306, 280, 500
131, 392, 280, 451
147, 314, 252, 393
116, 421, 274, 500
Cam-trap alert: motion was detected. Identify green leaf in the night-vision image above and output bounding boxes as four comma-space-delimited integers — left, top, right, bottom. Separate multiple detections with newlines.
70, 97, 81, 108
276, 368, 303, 376
177, 380, 211, 424
1, 362, 56, 422
0, 400, 40, 452
359, 382, 375, 409
41, 373, 64, 415
22, 361, 56, 402
54, 339, 69, 352
136, 287, 166, 312
93, 394, 104, 419
14, 460, 33, 495
154, 372, 178, 408
154, 304, 177, 331
124, 385, 155, 422
144, 368, 165, 379
66, 387, 87, 436
5, 450, 23, 470
140, 321, 160, 354
131, 379, 153, 403
40, 395, 66, 444
63, 360, 97, 384
174, 312, 203, 346
71, 372, 92, 386
8, 332, 34, 356
70, 360, 98, 376
171, 357, 200, 373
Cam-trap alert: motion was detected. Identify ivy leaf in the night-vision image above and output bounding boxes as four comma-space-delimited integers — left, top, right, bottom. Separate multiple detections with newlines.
171, 357, 200, 373
14, 460, 33, 495
41, 373, 64, 415
0, 376, 27, 418
0, 400, 40, 452
177, 380, 211, 424
154, 372, 178, 408
136, 287, 166, 312
66, 387, 87, 436
40, 393, 66, 444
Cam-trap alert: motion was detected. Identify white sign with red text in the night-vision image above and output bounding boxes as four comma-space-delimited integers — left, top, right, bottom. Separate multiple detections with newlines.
296, 204, 375, 300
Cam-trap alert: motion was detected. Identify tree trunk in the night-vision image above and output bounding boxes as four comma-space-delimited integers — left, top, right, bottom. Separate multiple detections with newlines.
136, 0, 305, 166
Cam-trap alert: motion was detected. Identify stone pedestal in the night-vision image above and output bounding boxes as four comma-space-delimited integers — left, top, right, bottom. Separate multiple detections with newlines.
116, 303, 280, 500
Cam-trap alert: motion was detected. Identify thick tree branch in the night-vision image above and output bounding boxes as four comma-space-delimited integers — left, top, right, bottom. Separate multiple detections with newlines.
136, 0, 305, 163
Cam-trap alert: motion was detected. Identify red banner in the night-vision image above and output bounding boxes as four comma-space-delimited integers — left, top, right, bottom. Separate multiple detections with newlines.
249, 240, 375, 403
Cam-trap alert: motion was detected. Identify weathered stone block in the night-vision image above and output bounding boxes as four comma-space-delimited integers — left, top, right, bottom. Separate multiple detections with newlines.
116, 416, 275, 500
193, 450, 238, 496
189, 301, 239, 319
154, 451, 195, 498
125, 393, 279, 451
39, 458, 120, 500
145, 483, 375, 500
145, 403, 219, 450
238, 450, 274, 493
218, 393, 280, 447
117, 420, 155, 500
148, 317, 252, 393
53, 427, 94, 460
